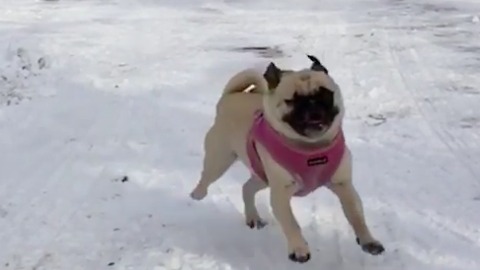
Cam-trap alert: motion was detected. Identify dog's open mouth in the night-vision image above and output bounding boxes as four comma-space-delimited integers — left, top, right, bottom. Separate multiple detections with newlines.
306, 120, 327, 130
283, 116, 331, 137
306, 121, 330, 133
283, 107, 338, 137
307, 119, 321, 124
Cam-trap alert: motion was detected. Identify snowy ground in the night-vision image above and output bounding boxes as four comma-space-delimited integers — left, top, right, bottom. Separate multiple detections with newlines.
1, 0, 480, 269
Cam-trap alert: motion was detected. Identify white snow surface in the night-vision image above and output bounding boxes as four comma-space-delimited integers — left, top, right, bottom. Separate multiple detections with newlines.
1, 0, 480, 269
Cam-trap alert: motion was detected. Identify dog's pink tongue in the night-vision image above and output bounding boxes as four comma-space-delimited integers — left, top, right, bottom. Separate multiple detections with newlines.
307, 120, 327, 130
308, 120, 323, 125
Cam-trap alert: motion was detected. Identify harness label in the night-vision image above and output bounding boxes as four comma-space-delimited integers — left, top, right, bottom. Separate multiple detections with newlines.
307, 156, 328, 166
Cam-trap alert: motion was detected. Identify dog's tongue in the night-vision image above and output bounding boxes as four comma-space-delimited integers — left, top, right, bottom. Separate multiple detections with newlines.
308, 120, 323, 125
306, 120, 326, 130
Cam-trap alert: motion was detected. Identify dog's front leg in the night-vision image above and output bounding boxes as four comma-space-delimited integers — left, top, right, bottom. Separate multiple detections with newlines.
328, 181, 385, 255
270, 183, 310, 263
256, 145, 310, 263
329, 149, 384, 255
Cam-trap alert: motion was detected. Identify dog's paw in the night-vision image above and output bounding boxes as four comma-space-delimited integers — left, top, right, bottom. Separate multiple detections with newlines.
356, 237, 385, 255
288, 250, 311, 263
246, 217, 267, 229
190, 186, 208, 200
288, 242, 311, 263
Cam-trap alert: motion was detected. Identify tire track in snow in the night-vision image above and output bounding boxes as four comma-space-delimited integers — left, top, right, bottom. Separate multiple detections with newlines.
306, 199, 346, 269
302, 8, 360, 268
373, 25, 435, 257
405, 46, 480, 181
333, 2, 479, 268
0, 108, 106, 267
386, 36, 480, 194
383, 0, 480, 185
376, 17, 480, 268
330, 6, 413, 269
0, 92, 130, 267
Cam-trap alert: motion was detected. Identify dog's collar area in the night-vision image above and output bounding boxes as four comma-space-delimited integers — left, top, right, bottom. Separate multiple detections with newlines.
247, 110, 346, 197
254, 110, 343, 152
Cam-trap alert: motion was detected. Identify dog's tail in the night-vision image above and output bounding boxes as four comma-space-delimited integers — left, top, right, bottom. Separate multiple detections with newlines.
221, 68, 269, 96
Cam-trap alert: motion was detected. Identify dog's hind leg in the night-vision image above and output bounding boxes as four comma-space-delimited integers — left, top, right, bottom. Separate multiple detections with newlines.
242, 175, 268, 229
190, 126, 236, 200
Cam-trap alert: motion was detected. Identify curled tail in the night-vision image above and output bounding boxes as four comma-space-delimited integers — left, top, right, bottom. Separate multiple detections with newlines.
222, 68, 269, 96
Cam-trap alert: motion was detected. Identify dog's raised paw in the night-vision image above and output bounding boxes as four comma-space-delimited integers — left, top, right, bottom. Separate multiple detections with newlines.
288, 252, 311, 263
356, 238, 385, 255
190, 186, 208, 200
246, 218, 267, 229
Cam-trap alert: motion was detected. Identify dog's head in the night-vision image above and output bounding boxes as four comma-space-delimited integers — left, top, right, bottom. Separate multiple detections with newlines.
262, 55, 343, 143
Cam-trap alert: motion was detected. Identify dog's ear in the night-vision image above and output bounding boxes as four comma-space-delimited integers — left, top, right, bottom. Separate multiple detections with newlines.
263, 62, 282, 91
307, 54, 329, 74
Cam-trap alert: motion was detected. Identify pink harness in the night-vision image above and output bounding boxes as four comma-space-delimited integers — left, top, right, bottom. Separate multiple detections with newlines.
246, 111, 345, 197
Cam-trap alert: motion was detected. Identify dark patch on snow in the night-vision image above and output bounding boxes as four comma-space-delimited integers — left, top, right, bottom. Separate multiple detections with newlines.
0, 47, 49, 106
31, 253, 52, 270
365, 113, 387, 126
382, 0, 480, 71
230, 45, 286, 59
108, 262, 115, 266
459, 117, 480, 129
456, 45, 480, 54
421, 3, 458, 13
37, 57, 47, 69
112, 176, 129, 183
444, 85, 479, 95
0, 207, 8, 218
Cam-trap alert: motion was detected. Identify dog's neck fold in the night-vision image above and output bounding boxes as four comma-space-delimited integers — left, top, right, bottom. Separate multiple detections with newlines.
246, 110, 346, 197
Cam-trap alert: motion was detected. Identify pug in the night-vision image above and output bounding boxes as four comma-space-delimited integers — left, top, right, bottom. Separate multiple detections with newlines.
190, 55, 384, 263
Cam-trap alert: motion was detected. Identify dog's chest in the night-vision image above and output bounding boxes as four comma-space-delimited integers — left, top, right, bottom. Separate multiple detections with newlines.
246, 111, 345, 197
283, 155, 336, 196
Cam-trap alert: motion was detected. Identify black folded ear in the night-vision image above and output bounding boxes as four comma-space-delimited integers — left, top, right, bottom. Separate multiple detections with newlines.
307, 54, 329, 74
263, 62, 283, 91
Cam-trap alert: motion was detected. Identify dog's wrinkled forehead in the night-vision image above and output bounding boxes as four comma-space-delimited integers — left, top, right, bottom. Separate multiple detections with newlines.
276, 70, 336, 98
263, 54, 336, 96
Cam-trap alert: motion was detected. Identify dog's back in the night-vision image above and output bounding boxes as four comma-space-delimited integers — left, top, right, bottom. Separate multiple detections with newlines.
211, 69, 268, 164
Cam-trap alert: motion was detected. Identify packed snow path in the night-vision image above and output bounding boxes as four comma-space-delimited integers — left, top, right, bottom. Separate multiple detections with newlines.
0, 0, 479, 269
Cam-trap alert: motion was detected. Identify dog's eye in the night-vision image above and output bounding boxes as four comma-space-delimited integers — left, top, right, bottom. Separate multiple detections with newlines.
284, 99, 294, 106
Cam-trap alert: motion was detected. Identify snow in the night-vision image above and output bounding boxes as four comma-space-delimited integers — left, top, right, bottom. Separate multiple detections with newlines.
1, 0, 479, 269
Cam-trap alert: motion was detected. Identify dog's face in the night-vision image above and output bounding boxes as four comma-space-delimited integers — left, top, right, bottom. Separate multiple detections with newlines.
281, 87, 339, 137
262, 55, 342, 141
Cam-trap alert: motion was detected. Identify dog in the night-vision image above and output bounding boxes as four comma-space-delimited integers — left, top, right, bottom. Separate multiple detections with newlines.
190, 55, 384, 263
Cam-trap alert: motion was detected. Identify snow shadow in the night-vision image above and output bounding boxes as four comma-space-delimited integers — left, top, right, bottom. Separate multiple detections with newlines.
103, 175, 429, 270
